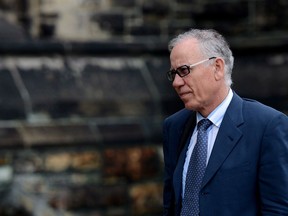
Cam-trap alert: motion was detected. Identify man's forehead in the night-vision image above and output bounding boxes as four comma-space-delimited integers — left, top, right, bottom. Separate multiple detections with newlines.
170, 39, 201, 61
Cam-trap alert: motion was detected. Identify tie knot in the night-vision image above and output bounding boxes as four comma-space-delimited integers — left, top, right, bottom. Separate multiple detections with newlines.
197, 119, 212, 131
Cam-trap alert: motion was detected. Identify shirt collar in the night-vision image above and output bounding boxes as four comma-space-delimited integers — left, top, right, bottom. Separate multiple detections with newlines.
197, 89, 233, 128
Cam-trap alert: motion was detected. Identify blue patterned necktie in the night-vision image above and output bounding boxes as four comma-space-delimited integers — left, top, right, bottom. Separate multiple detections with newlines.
181, 119, 212, 216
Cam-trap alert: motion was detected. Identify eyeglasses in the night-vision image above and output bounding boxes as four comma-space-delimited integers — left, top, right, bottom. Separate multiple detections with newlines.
167, 57, 216, 81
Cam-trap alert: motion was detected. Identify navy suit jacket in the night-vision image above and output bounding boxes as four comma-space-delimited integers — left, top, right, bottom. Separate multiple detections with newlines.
163, 93, 288, 216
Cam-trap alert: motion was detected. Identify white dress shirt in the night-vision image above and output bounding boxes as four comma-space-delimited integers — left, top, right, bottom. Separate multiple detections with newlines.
182, 89, 233, 197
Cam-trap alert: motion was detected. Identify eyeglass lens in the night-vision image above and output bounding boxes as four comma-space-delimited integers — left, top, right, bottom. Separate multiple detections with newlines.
167, 65, 190, 81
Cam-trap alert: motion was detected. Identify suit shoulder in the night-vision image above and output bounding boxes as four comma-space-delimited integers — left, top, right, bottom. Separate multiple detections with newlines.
164, 109, 193, 127
242, 98, 287, 120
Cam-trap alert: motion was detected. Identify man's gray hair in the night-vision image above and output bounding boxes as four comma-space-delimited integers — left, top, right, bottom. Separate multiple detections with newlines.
168, 29, 234, 87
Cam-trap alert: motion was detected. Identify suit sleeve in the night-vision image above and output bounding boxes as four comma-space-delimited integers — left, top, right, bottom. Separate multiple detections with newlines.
259, 113, 288, 215
162, 119, 175, 216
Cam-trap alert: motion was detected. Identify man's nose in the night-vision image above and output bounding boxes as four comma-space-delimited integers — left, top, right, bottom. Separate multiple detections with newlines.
172, 74, 184, 87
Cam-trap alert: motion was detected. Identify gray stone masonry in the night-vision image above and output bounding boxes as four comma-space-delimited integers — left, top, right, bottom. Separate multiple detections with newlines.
0, 0, 287, 215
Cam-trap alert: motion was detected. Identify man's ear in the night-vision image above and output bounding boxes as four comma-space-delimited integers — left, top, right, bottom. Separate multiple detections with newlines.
214, 58, 225, 81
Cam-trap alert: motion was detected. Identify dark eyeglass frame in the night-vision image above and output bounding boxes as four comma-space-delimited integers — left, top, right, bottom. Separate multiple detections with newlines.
167, 57, 216, 81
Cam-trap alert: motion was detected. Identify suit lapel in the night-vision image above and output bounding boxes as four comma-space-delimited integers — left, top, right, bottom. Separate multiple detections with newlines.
201, 93, 244, 188
177, 113, 196, 160
173, 112, 196, 203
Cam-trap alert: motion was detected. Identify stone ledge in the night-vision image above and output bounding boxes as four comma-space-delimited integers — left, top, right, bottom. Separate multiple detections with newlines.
0, 34, 288, 55
0, 117, 162, 147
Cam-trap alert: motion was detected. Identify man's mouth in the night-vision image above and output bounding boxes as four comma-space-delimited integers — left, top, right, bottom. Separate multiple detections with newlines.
179, 92, 190, 98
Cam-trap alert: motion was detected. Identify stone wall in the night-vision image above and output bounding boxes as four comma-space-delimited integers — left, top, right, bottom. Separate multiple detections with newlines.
1, 0, 288, 42
0, 52, 171, 216
0, 0, 287, 216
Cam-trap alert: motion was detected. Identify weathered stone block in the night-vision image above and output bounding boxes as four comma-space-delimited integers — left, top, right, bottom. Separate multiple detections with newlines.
0, 68, 25, 120
14, 151, 44, 173
45, 151, 101, 172
110, 0, 136, 7
130, 24, 161, 36
0, 127, 23, 146
130, 182, 163, 215
142, 0, 169, 16
92, 13, 124, 34
98, 123, 146, 144
49, 184, 127, 210
103, 147, 160, 181
18, 124, 101, 146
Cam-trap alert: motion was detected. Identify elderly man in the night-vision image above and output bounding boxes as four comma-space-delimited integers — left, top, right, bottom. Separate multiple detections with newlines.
162, 29, 288, 216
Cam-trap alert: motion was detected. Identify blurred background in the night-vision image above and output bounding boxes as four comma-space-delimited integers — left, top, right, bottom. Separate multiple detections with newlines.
0, 0, 287, 215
